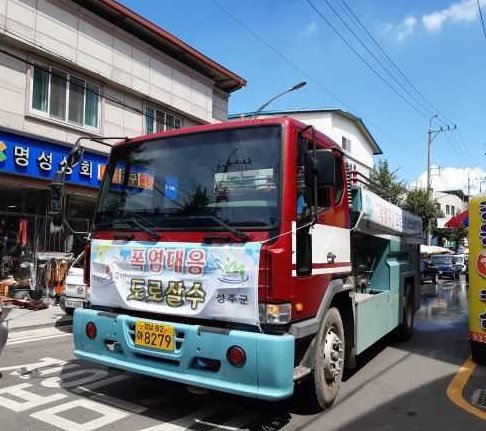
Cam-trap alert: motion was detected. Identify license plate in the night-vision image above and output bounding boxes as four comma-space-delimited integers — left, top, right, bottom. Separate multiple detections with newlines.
134, 321, 174, 351
65, 300, 84, 309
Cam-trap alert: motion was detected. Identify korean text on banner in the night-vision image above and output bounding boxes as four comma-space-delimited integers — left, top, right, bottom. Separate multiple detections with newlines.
90, 240, 262, 326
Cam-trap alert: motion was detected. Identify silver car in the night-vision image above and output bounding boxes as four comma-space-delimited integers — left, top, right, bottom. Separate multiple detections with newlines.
60, 252, 89, 316
0, 299, 8, 355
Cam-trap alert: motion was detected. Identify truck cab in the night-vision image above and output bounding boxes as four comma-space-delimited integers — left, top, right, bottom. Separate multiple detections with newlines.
72, 117, 421, 409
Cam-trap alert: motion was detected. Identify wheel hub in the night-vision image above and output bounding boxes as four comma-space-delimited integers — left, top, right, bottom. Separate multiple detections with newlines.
323, 327, 344, 381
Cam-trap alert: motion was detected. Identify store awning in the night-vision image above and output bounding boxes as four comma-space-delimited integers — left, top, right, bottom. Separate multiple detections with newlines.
445, 209, 469, 228
420, 245, 454, 255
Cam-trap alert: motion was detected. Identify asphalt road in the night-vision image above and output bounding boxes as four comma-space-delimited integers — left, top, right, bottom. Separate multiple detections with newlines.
0, 275, 482, 431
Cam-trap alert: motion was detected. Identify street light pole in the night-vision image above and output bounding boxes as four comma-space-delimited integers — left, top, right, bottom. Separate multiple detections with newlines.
426, 115, 438, 195
252, 81, 306, 119
426, 115, 456, 245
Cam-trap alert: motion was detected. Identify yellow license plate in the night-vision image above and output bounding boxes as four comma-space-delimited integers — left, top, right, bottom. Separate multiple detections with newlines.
134, 321, 174, 351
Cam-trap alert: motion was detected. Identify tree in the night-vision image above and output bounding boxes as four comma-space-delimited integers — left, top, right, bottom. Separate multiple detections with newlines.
404, 188, 441, 235
433, 225, 468, 248
369, 159, 407, 206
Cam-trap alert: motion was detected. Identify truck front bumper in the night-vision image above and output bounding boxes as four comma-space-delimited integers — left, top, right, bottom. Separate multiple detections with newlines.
73, 309, 295, 400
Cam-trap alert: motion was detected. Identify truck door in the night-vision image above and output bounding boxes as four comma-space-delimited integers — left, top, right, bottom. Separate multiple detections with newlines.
312, 154, 351, 275
295, 135, 312, 276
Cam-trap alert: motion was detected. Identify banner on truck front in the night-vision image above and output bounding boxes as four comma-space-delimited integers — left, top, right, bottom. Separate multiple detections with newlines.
90, 239, 262, 326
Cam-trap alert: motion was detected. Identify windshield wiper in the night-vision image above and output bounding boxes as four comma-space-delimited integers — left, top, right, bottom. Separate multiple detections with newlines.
165, 215, 249, 242
124, 214, 161, 240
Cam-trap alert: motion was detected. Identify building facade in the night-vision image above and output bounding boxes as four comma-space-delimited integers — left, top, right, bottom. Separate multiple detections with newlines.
0, 0, 244, 280
435, 190, 468, 228
229, 108, 382, 176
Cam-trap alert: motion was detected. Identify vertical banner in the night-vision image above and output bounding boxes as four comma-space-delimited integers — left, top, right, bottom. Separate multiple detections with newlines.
90, 240, 262, 326
469, 196, 486, 353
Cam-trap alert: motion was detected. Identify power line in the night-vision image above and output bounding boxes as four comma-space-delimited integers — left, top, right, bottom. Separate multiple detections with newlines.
338, 0, 446, 120
207, 0, 346, 107
335, 0, 476, 167
207, 0, 409, 149
306, 0, 430, 120
478, 0, 486, 42
324, 0, 435, 118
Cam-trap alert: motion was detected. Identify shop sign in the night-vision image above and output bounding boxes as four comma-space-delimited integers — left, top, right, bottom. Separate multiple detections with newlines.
0, 131, 108, 188
469, 196, 486, 343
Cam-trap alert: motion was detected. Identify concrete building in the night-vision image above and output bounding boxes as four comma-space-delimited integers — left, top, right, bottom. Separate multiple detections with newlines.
435, 190, 467, 228
0, 0, 245, 266
229, 108, 382, 176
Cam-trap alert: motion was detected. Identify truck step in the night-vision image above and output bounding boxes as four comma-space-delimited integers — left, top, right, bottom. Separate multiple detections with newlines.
293, 365, 311, 381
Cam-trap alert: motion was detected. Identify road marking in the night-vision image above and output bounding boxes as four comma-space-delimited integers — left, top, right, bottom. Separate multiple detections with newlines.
7, 327, 72, 345
31, 398, 128, 431
195, 410, 262, 430
139, 406, 216, 431
0, 357, 65, 372
7, 333, 72, 345
0, 383, 67, 412
446, 356, 486, 420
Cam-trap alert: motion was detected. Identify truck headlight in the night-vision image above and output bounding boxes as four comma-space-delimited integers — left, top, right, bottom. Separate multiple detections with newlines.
259, 303, 292, 324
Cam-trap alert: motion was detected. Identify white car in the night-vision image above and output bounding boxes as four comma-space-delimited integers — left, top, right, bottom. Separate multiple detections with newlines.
453, 254, 467, 274
60, 252, 89, 316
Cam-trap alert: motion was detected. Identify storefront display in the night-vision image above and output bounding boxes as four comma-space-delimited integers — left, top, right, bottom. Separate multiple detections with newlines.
0, 130, 106, 297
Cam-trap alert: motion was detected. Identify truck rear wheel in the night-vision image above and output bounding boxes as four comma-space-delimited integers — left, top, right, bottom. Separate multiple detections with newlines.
299, 307, 345, 411
396, 283, 414, 341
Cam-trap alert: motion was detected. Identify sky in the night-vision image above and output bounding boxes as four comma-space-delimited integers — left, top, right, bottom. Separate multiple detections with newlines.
119, 0, 486, 191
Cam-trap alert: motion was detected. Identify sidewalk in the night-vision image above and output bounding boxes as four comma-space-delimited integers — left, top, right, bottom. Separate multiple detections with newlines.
4, 304, 72, 331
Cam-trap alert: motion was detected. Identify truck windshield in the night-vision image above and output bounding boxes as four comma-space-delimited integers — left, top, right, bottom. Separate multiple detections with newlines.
94, 125, 282, 231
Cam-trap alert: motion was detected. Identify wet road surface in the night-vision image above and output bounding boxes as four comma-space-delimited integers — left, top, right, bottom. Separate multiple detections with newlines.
0, 275, 481, 431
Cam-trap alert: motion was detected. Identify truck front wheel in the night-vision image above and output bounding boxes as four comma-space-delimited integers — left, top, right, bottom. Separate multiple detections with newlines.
300, 307, 345, 411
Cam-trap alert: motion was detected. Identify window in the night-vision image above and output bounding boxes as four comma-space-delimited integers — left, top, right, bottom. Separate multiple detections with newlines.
144, 106, 182, 134
342, 136, 352, 152
31, 64, 100, 130
451, 205, 455, 215
446, 205, 450, 215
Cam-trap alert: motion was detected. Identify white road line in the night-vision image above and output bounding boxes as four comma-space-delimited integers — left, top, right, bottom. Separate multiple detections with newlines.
7, 333, 72, 345
195, 410, 262, 431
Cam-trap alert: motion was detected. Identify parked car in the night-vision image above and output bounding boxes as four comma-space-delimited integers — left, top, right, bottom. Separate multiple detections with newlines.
60, 252, 89, 316
430, 254, 460, 279
452, 254, 467, 274
421, 259, 438, 284
0, 298, 8, 356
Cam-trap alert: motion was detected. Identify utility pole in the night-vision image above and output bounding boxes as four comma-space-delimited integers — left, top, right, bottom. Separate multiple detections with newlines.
426, 115, 457, 245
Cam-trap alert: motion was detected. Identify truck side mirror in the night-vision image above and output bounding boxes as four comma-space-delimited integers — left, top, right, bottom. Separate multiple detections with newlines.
304, 152, 315, 188
315, 150, 335, 187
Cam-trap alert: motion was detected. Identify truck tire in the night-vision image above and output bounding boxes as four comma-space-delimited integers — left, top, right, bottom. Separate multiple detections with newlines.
299, 307, 345, 411
396, 283, 414, 341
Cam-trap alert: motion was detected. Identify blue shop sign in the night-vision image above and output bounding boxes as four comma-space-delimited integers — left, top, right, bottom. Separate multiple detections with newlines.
0, 131, 108, 188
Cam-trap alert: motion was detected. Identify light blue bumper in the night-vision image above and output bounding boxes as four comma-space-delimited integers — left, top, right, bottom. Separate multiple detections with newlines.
73, 309, 295, 400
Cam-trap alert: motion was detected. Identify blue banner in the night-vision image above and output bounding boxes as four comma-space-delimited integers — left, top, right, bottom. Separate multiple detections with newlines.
0, 131, 108, 188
